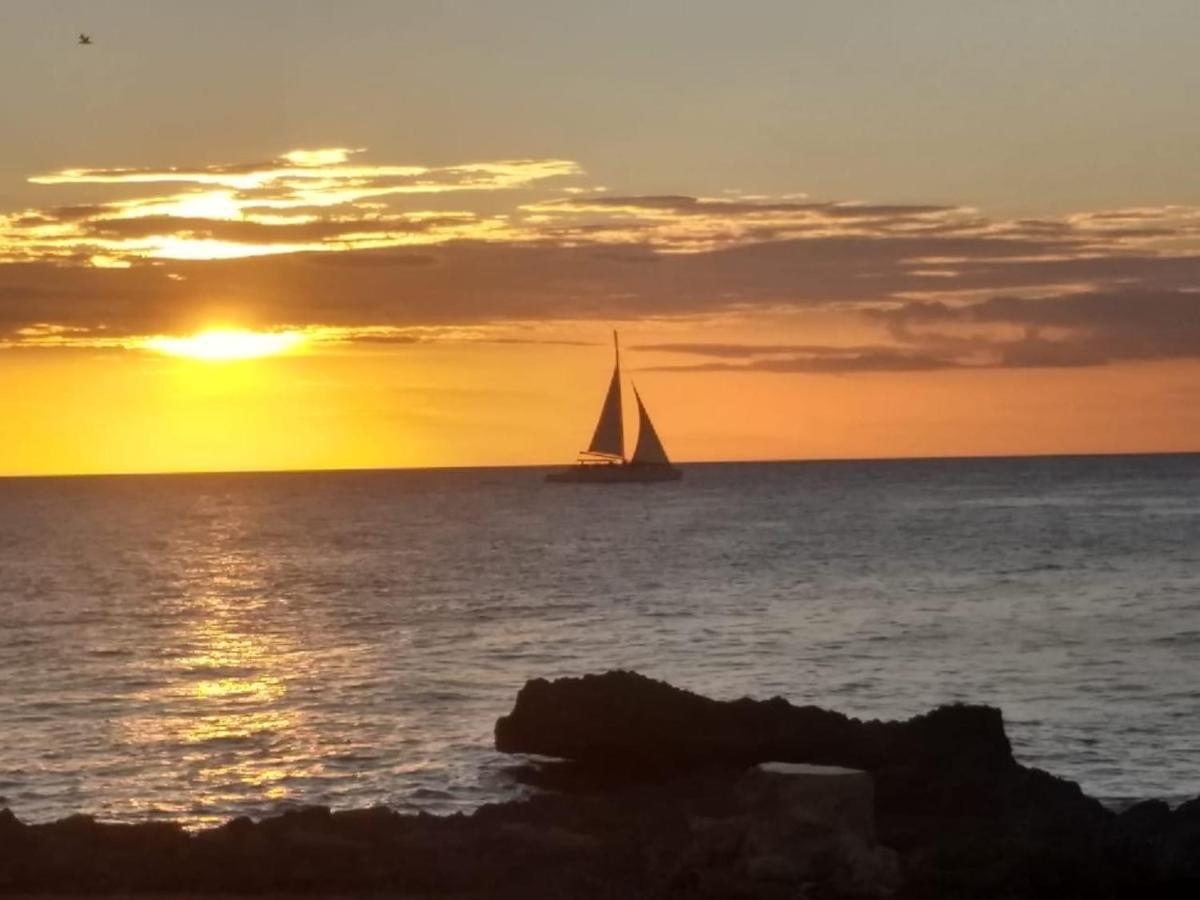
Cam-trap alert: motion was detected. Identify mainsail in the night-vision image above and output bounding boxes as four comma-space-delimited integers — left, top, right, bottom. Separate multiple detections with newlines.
631, 385, 671, 465
586, 332, 624, 458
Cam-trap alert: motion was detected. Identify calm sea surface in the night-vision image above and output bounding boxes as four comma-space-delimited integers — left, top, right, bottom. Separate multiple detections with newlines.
1, 456, 1197, 826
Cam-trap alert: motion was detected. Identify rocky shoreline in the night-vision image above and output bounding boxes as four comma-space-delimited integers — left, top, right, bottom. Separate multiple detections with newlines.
1, 671, 1197, 898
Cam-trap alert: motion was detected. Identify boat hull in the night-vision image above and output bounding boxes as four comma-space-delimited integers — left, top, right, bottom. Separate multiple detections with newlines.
545, 463, 682, 484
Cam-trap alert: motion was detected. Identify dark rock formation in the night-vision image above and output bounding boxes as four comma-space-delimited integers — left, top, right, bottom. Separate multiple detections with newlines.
0, 800, 648, 897
496, 670, 1013, 775
495, 670, 1199, 899
495, 671, 1087, 822
0, 671, 1196, 898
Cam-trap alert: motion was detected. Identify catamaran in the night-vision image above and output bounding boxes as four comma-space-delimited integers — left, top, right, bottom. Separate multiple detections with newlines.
546, 332, 682, 483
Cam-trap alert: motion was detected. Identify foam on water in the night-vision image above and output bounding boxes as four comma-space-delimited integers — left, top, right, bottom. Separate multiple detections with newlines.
0, 455, 1197, 825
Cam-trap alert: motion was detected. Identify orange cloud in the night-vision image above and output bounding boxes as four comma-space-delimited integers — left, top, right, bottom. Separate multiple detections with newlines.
1, 148, 578, 264
2, 147, 1200, 373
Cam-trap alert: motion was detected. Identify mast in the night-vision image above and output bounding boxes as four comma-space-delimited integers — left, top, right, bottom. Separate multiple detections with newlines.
584, 330, 625, 459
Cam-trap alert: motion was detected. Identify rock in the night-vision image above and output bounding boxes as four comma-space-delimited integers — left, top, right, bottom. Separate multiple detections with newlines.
832, 832, 901, 898
498, 821, 604, 852
494, 671, 1113, 833
659, 763, 900, 897
0, 673, 1197, 897
1164, 796, 1200, 882
495, 670, 1014, 777
735, 763, 899, 897
1119, 798, 1172, 832
0, 807, 21, 839
737, 763, 877, 840
1175, 795, 1200, 823
495, 671, 1200, 897
684, 815, 747, 863
1106, 795, 1200, 890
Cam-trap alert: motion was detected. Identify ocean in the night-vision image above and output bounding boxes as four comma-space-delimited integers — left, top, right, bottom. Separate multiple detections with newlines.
1, 455, 1197, 827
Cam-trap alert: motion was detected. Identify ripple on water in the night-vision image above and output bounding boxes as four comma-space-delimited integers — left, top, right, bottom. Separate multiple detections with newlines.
1, 458, 1199, 825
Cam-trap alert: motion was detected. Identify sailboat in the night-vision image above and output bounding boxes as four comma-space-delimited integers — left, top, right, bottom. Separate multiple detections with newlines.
546, 332, 682, 483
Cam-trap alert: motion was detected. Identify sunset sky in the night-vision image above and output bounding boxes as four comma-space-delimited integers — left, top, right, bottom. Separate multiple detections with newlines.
2, 0, 1199, 475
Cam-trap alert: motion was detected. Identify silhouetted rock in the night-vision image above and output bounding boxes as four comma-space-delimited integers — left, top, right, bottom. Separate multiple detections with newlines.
494, 670, 1045, 824
733, 763, 899, 895
495, 670, 1013, 777
495, 670, 1199, 898
0, 671, 1197, 898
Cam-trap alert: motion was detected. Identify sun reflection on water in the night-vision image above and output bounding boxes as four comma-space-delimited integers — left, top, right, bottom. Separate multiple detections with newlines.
119, 533, 316, 821
9, 483, 494, 828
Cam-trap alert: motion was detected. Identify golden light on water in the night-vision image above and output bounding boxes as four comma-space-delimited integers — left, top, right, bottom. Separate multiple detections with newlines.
107, 539, 324, 824
143, 328, 306, 361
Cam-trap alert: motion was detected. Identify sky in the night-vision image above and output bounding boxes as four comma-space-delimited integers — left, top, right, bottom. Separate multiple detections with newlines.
2, 0, 1199, 475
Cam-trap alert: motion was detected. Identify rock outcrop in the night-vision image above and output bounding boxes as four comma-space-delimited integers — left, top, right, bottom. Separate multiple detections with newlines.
732, 763, 899, 895
496, 670, 1013, 775
494, 670, 1086, 822
0, 671, 1196, 898
495, 670, 1199, 898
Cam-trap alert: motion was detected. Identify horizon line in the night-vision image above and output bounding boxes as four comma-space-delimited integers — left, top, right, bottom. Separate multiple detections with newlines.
2, 447, 1197, 482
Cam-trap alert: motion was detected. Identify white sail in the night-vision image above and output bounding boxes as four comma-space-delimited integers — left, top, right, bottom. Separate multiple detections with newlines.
631, 385, 671, 465
586, 332, 624, 458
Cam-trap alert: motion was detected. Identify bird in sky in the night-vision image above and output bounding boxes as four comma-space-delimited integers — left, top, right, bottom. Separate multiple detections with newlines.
78, 33, 92, 45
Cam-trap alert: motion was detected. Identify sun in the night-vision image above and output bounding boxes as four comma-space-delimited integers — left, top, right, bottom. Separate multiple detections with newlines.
142, 328, 306, 361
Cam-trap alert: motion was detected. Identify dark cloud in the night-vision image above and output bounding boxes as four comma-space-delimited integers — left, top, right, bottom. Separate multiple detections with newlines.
5, 150, 1200, 371
2, 238, 1200, 360
874, 289, 1200, 367
328, 332, 421, 345
548, 195, 956, 219
480, 337, 593, 346
636, 288, 1200, 372
302, 252, 439, 268
588, 247, 662, 264
79, 214, 473, 243
634, 342, 902, 358
645, 348, 961, 373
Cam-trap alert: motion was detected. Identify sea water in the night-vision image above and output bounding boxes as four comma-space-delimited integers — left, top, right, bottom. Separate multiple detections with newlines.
1, 455, 1197, 825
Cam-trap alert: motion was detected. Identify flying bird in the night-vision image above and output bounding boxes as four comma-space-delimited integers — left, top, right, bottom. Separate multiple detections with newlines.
78, 33, 92, 45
